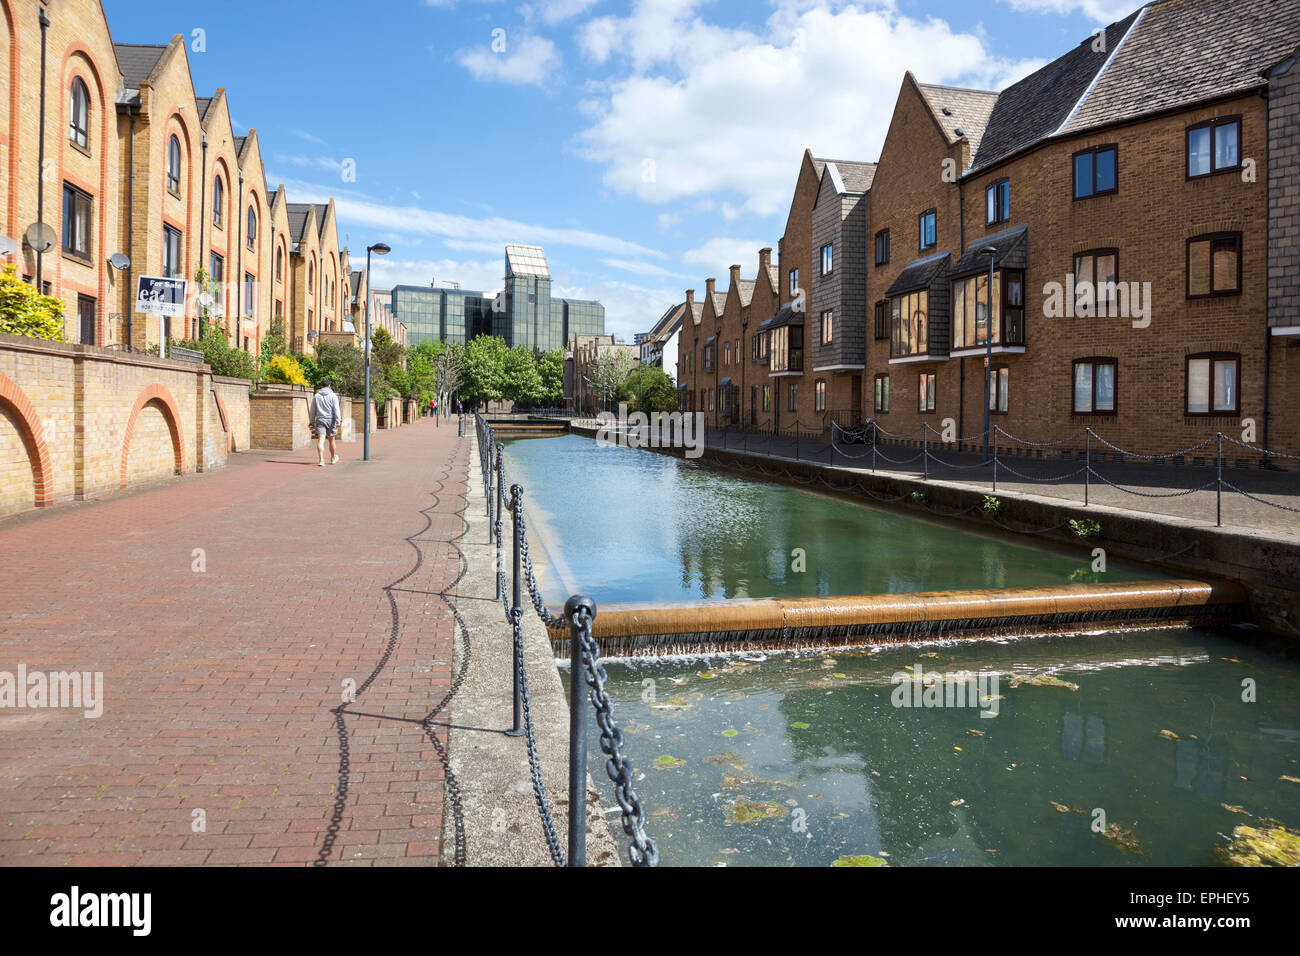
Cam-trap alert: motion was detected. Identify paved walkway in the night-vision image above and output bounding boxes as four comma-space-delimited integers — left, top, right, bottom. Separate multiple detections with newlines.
701, 428, 1300, 541
0, 417, 467, 865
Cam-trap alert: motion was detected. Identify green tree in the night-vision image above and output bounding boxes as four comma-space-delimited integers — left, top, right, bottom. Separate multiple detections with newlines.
617, 364, 678, 413
460, 335, 509, 407
502, 345, 545, 406
538, 349, 564, 405
0, 265, 64, 341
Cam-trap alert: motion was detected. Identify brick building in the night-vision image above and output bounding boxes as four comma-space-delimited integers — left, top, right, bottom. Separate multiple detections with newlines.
679, 0, 1300, 456
0, 0, 365, 360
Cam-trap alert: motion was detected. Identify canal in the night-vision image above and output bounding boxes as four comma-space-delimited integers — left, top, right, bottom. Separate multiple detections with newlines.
500, 433, 1300, 867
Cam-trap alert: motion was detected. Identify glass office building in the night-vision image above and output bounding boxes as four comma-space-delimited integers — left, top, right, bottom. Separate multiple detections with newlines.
389, 245, 604, 351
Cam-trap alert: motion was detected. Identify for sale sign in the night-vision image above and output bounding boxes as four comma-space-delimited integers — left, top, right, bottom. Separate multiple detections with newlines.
135, 275, 187, 317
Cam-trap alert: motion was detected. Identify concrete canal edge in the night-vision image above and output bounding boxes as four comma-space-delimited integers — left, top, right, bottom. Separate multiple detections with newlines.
441, 430, 620, 867
567, 421, 1300, 639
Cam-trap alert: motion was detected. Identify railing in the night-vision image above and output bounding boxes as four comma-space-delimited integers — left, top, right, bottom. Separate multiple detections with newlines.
820, 420, 1299, 528
474, 414, 659, 867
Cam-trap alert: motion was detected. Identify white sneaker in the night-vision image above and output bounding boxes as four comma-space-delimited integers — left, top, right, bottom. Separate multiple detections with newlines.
318, 461, 326, 467
331, 455, 340, 465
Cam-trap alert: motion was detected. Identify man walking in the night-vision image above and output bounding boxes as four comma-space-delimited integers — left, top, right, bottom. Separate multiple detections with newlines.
311, 377, 343, 467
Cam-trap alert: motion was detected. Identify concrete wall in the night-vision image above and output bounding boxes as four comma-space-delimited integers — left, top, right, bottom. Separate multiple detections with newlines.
0, 333, 249, 517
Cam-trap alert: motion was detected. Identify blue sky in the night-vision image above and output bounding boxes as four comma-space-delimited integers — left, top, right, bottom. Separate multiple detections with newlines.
102, 0, 1140, 341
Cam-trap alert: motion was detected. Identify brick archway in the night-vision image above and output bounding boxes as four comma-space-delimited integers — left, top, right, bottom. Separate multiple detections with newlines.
0, 371, 53, 508
120, 384, 186, 488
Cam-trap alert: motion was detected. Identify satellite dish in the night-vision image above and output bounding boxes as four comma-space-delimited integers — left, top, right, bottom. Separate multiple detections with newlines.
24, 222, 56, 254
197, 292, 215, 307
0, 234, 16, 257
108, 252, 131, 271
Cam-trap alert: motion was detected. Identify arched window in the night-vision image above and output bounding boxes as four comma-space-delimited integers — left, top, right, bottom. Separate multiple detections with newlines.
167, 135, 181, 193
308, 260, 314, 292
275, 247, 283, 281
212, 176, 223, 227
69, 78, 89, 148
246, 207, 257, 248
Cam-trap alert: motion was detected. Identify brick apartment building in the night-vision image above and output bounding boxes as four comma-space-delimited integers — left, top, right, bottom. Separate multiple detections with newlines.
678, 0, 1300, 456
1, 0, 364, 358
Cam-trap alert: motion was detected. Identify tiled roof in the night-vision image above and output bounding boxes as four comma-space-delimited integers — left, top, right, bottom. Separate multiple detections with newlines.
969, 9, 1141, 174
267, 188, 278, 208
824, 159, 877, 194
949, 226, 1030, 277
885, 251, 952, 298
114, 43, 167, 90
767, 263, 779, 289
1064, 0, 1300, 135
648, 302, 685, 340
286, 203, 314, 242
195, 96, 212, 120
313, 203, 331, 236
917, 82, 999, 161
350, 271, 363, 296
735, 279, 756, 307
759, 304, 803, 330
690, 302, 704, 324
234, 136, 247, 157
710, 291, 727, 315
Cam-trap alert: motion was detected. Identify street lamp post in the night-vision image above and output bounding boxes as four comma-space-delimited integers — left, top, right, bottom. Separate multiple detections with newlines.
980, 246, 998, 465
363, 242, 391, 461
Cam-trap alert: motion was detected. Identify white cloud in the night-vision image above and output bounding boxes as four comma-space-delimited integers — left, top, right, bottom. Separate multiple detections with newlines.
365, 256, 504, 295
271, 152, 344, 174
277, 177, 666, 260
601, 258, 688, 278
458, 33, 561, 86
290, 129, 326, 145
682, 237, 771, 278
1000, 0, 1139, 22
555, 279, 682, 343
656, 211, 681, 231
524, 0, 602, 25
575, 0, 1043, 216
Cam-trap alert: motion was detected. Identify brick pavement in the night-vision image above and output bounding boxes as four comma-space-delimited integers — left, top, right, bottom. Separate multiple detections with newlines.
0, 417, 469, 866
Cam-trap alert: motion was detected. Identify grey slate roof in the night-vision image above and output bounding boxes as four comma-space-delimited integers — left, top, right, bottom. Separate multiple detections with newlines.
313, 203, 331, 236
886, 251, 952, 297
823, 159, 877, 194
949, 226, 1030, 277
735, 279, 756, 307
234, 136, 247, 157
917, 83, 1000, 160
969, 9, 1141, 174
114, 43, 167, 90
1063, 0, 1300, 135
759, 304, 803, 330
286, 203, 314, 242
195, 96, 213, 120
350, 271, 363, 296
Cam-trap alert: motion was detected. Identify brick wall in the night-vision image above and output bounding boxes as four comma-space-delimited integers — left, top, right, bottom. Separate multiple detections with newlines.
0, 333, 250, 516
1268, 51, 1299, 332
248, 390, 310, 450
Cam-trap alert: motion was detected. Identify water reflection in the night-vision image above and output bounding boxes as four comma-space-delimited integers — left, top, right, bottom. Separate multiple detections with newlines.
503, 435, 1160, 605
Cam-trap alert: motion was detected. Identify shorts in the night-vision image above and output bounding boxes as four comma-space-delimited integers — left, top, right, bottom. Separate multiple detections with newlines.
313, 421, 338, 438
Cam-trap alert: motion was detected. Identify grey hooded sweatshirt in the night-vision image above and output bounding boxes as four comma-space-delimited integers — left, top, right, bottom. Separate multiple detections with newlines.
311, 386, 342, 427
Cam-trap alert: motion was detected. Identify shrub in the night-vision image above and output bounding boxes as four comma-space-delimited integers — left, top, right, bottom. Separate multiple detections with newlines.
0, 265, 64, 341
263, 354, 310, 386
982, 495, 1003, 518
1069, 518, 1102, 540
909, 491, 928, 506
173, 319, 255, 380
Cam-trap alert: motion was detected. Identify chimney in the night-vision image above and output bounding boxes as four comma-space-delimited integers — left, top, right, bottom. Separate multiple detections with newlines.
685, 288, 695, 310
759, 247, 772, 275
729, 264, 741, 286
705, 277, 716, 300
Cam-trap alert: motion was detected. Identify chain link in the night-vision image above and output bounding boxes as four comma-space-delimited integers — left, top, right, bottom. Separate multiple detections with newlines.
573, 606, 659, 867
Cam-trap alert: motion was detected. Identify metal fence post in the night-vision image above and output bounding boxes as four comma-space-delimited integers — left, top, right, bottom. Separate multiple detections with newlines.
495, 445, 504, 545
992, 427, 998, 493
1216, 432, 1223, 528
507, 484, 524, 737
871, 420, 878, 473
923, 423, 929, 481
1084, 428, 1091, 507
564, 594, 597, 867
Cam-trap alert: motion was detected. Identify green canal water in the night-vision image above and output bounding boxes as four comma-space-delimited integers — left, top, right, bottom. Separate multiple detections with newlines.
501, 434, 1161, 605
565, 630, 1300, 867
500, 434, 1300, 866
